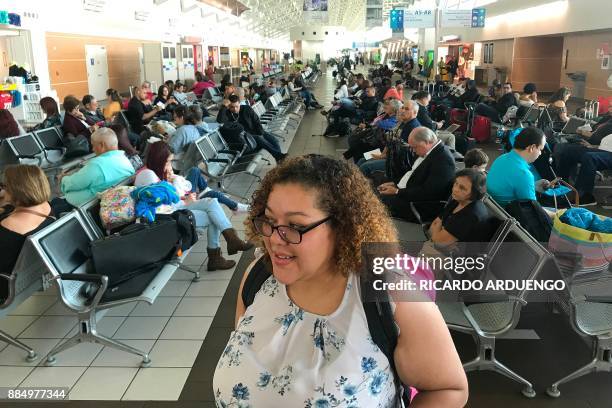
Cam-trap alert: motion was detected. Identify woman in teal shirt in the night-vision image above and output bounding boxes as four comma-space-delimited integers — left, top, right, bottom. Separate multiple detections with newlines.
486, 127, 546, 207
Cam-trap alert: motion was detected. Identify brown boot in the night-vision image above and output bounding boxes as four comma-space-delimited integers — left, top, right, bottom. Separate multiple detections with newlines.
207, 247, 236, 271
222, 228, 254, 255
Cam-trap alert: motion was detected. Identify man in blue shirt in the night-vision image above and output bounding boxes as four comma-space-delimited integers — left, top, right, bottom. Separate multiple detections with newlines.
487, 127, 546, 207
56, 128, 135, 210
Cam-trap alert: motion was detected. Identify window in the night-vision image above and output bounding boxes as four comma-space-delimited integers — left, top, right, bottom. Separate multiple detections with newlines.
325, 31, 328, 35
170, 47, 176, 58
163, 47, 169, 59
313, 32, 316, 35
188, 48, 193, 58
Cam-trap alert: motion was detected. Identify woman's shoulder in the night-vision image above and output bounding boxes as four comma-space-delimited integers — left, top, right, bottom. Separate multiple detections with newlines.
134, 168, 159, 186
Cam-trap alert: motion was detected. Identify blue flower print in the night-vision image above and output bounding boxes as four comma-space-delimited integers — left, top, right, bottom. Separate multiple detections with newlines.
261, 276, 279, 297
343, 384, 357, 397
314, 399, 330, 408
274, 308, 304, 335
257, 372, 271, 388
232, 383, 250, 400
361, 357, 378, 373
368, 370, 389, 396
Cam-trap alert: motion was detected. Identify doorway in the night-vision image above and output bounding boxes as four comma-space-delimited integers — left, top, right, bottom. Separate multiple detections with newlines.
85, 45, 109, 101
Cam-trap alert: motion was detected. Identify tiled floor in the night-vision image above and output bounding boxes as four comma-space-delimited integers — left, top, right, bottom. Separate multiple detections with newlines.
3, 68, 608, 407
0, 72, 323, 402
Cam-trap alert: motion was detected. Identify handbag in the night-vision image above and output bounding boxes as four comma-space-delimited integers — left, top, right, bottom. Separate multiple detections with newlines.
549, 209, 611, 278
89, 218, 180, 295
63, 134, 90, 159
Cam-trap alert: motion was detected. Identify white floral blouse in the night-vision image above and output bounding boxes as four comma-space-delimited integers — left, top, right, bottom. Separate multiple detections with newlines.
213, 266, 399, 407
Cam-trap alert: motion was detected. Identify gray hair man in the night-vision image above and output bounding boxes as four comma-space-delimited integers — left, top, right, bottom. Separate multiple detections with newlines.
59, 128, 135, 207
377, 127, 455, 222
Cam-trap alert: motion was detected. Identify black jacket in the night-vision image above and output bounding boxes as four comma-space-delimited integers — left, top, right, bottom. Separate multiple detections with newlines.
217, 104, 264, 135
398, 142, 455, 219
359, 95, 379, 113
416, 103, 436, 130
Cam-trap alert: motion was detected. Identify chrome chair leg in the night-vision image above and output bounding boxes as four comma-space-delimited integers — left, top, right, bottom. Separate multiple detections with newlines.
0, 330, 37, 362
547, 337, 612, 397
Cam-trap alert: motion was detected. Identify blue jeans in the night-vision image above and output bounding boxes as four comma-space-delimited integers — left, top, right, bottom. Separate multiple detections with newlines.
185, 167, 238, 210
254, 132, 284, 160
358, 158, 386, 178
575, 150, 612, 195
181, 198, 232, 248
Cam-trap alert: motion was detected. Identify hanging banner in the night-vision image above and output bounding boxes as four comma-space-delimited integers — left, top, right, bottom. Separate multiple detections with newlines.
441, 9, 472, 28
404, 9, 435, 29
441, 8, 485, 28
303, 0, 328, 23
390, 9, 405, 39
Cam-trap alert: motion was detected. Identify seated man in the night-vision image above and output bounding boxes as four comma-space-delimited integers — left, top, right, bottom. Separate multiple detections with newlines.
127, 85, 161, 135
343, 99, 402, 163
359, 100, 421, 178
413, 91, 443, 131
556, 116, 612, 205
475, 82, 517, 123
216, 95, 286, 163
81, 94, 106, 124
53, 128, 135, 213
377, 127, 455, 223
327, 85, 378, 124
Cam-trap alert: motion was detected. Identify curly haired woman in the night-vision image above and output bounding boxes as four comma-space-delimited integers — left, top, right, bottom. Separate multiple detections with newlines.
213, 154, 468, 407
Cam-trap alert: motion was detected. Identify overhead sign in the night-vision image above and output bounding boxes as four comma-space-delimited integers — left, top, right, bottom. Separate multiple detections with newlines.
404, 9, 435, 29
303, 0, 328, 23
471, 8, 486, 28
353, 41, 382, 48
441, 9, 472, 28
390, 9, 404, 39
440, 8, 485, 28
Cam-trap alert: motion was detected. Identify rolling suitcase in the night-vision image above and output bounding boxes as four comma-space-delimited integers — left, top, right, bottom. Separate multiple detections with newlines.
471, 115, 491, 142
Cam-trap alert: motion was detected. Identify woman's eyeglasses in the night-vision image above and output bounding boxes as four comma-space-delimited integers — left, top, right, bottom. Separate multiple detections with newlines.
252, 216, 331, 244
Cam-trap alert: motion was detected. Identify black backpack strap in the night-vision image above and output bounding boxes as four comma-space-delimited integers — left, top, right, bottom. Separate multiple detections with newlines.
241, 256, 271, 308
360, 275, 412, 406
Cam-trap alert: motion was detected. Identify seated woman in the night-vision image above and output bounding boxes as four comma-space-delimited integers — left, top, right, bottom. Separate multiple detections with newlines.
108, 123, 139, 158
33, 97, 62, 131
103, 88, 123, 121
343, 99, 402, 163
0, 165, 55, 299
486, 127, 548, 207
429, 168, 489, 245
167, 106, 201, 154
0, 109, 26, 139
191, 71, 216, 98
153, 85, 178, 120
62, 95, 97, 142
135, 142, 252, 270
547, 87, 571, 124
213, 154, 468, 407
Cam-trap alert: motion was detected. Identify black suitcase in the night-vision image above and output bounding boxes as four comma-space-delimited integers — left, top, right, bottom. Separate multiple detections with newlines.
90, 218, 179, 295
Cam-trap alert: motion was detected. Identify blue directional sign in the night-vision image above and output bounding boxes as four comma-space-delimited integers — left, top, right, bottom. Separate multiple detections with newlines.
472, 8, 486, 28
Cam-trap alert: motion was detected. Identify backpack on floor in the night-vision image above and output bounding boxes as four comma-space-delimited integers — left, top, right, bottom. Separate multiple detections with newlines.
323, 117, 351, 137
241, 257, 412, 406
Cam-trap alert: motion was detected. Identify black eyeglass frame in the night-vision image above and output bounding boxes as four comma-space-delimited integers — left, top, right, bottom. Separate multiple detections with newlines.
252, 216, 332, 244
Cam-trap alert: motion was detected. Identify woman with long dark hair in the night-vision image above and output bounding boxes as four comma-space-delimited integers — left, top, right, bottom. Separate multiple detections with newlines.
134, 141, 252, 270
0, 109, 25, 139
33, 97, 61, 130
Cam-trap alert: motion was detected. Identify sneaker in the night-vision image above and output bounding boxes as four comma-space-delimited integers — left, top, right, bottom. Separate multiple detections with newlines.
578, 193, 598, 207
232, 203, 250, 214
320, 110, 328, 115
